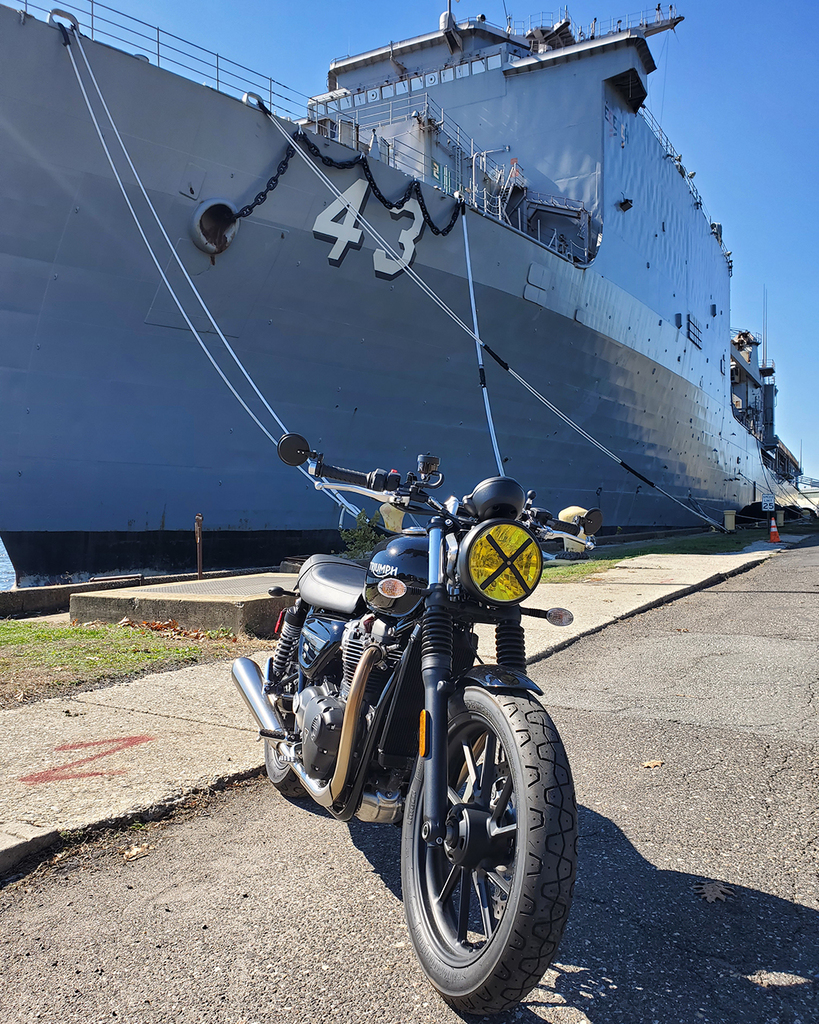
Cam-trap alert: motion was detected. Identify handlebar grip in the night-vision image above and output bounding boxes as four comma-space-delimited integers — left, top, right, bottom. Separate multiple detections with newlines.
318, 462, 372, 488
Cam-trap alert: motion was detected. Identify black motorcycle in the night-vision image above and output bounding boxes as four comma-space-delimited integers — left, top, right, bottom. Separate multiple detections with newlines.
232, 434, 603, 1014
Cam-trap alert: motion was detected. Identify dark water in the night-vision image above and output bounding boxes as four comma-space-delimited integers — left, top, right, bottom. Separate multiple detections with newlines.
0, 537, 15, 590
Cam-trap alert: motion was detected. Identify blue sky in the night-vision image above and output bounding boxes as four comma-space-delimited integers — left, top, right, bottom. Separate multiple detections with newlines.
66, 0, 818, 476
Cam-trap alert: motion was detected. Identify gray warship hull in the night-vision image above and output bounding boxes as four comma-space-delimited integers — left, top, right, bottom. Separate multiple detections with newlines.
0, 6, 800, 582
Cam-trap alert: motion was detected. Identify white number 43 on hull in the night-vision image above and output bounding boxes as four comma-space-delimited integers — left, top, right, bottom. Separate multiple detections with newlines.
313, 179, 423, 278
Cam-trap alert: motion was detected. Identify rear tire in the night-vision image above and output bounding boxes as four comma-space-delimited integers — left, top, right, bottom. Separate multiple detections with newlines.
264, 740, 306, 799
401, 686, 576, 1014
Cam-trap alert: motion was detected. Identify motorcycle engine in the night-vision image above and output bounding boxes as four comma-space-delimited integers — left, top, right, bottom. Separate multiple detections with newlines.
293, 615, 401, 780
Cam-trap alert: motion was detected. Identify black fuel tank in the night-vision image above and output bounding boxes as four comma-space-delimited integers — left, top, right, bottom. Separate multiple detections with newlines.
364, 532, 428, 618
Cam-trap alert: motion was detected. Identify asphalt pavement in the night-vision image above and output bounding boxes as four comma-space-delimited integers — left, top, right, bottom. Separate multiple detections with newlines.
0, 535, 816, 1024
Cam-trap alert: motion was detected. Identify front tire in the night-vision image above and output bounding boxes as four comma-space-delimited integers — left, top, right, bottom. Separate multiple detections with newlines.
401, 686, 577, 1014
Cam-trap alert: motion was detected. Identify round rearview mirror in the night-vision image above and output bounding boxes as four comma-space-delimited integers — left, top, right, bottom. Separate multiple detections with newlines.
277, 433, 311, 466
580, 507, 604, 536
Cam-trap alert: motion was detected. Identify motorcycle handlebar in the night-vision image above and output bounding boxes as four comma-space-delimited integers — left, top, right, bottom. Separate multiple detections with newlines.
315, 459, 373, 489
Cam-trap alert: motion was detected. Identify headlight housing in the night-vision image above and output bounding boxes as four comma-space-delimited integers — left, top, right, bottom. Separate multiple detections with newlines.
456, 520, 542, 605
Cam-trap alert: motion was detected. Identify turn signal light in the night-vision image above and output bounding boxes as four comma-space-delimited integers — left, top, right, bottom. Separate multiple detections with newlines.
545, 607, 574, 627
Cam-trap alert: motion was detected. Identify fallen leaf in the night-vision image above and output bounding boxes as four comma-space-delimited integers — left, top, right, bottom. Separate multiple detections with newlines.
693, 880, 734, 903
122, 843, 154, 863
641, 760, 665, 769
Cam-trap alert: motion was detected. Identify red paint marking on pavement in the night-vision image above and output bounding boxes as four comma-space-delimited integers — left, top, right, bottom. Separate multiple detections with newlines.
20, 735, 155, 785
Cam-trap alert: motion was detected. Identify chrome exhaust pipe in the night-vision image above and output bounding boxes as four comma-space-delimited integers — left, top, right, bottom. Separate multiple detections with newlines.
289, 643, 383, 808
233, 648, 383, 811
231, 657, 287, 736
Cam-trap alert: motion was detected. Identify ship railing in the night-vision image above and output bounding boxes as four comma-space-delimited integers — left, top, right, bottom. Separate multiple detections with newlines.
22, 0, 312, 121
526, 191, 587, 214
514, 6, 680, 42
640, 105, 733, 271
307, 91, 509, 194
307, 91, 514, 205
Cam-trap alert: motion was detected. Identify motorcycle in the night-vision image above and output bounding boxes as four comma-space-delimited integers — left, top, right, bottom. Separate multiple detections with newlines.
232, 433, 603, 1014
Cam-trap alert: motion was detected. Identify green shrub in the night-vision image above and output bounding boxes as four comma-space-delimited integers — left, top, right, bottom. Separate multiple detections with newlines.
340, 510, 382, 559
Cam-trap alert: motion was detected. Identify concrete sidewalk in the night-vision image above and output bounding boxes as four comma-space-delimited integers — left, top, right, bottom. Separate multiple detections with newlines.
1, 538, 806, 874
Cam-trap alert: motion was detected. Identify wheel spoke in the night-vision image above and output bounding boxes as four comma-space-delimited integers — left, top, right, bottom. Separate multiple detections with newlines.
462, 738, 480, 801
477, 732, 498, 806
490, 773, 514, 824
486, 868, 511, 896
473, 873, 496, 938
456, 868, 472, 944
489, 820, 517, 838
437, 863, 461, 905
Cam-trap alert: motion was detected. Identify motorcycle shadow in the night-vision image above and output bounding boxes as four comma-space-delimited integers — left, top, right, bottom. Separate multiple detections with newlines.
346, 805, 818, 1024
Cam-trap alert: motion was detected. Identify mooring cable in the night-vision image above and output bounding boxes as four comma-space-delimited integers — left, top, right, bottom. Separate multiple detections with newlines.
61, 24, 359, 519
462, 213, 504, 475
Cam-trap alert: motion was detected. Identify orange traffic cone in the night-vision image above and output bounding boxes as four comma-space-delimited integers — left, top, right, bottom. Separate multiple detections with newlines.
769, 516, 780, 543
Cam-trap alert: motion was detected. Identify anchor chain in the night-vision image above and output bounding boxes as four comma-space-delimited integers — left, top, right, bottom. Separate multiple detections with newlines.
235, 143, 297, 219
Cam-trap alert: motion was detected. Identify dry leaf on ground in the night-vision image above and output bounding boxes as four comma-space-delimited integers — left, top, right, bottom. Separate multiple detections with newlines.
693, 880, 735, 903
122, 843, 154, 862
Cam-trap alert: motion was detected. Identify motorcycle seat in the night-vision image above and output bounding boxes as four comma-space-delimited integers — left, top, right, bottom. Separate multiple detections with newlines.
297, 554, 367, 615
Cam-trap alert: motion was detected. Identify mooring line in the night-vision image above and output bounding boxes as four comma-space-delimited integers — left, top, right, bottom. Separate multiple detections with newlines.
61, 24, 359, 519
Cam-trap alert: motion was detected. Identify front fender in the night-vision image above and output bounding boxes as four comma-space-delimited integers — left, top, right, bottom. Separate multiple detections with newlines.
456, 664, 543, 696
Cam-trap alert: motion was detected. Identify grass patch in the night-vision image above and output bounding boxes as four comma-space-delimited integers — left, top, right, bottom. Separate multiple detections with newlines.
0, 620, 270, 708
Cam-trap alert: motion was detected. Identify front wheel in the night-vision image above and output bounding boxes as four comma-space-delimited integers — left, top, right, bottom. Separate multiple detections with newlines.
401, 686, 577, 1014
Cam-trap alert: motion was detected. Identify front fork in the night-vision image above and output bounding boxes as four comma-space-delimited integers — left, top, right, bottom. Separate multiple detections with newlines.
419, 520, 529, 846
420, 580, 454, 847
420, 518, 451, 847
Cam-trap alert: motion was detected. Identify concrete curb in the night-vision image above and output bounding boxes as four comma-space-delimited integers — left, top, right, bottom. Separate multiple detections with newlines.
0, 824, 60, 876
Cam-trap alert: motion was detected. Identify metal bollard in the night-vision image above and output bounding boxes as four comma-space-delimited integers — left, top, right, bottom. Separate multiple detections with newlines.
195, 513, 203, 579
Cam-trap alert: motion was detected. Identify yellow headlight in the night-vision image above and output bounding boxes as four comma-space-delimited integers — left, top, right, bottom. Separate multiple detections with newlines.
459, 521, 542, 605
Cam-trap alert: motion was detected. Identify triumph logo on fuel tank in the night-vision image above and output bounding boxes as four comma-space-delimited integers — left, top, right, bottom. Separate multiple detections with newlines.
369, 561, 398, 577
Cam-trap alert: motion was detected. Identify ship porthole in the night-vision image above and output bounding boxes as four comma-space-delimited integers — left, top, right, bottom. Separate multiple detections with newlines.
190, 199, 240, 255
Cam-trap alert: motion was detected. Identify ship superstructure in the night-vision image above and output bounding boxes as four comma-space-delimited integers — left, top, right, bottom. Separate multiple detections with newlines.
0, 3, 802, 583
